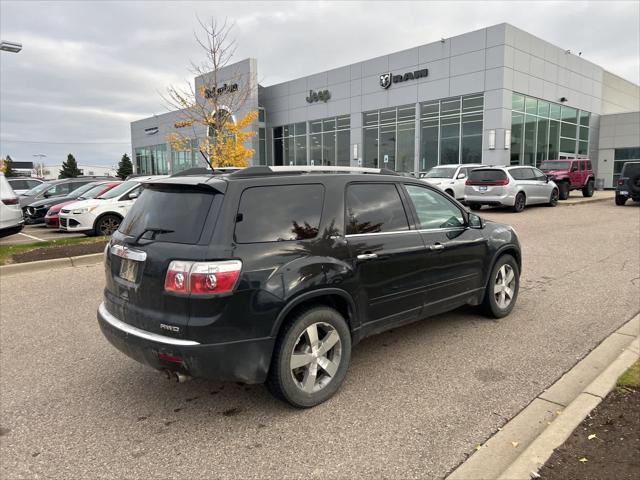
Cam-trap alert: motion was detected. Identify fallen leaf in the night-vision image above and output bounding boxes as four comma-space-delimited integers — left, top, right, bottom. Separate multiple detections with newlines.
588, 434, 597, 440
556, 410, 562, 415
512, 441, 519, 448
476, 445, 482, 451
579, 457, 588, 463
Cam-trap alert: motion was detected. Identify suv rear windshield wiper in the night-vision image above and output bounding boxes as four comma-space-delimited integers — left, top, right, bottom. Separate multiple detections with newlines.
132, 227, 175, 245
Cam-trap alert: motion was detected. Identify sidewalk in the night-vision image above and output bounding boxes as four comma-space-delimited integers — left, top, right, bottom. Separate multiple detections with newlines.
447, 313, 639, 480
560, 190, 614, 205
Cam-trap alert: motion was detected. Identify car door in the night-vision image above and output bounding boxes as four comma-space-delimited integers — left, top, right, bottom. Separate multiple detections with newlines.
345, 182, 427, 329
402, 183, 488, 314
569, 161, 581, 187
531, 167, 552, 203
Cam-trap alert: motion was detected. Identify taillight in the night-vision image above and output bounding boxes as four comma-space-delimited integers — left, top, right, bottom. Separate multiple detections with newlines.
617, 179, 625, 186
165, 260, 242, 296
466, 178, 509, 186
1, 197, 18, 205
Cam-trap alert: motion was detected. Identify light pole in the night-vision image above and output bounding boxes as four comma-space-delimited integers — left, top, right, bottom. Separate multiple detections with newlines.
33, 153, 47, 178
0, 41, 22, 53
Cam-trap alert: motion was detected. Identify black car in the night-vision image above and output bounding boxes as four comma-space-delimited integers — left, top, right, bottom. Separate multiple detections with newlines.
98, 166, 522, 407
615, 161, 640, 206
24, 180, 112, 224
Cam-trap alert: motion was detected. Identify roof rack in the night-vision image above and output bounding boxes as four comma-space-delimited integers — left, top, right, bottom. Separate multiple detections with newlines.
230, 165, 399, 177
170, 167, 241, 177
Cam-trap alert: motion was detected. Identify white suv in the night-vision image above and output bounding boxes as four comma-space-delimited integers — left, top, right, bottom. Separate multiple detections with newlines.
0, 173, 24, 237
420, 164, 483, 200
59, 176, 166, 236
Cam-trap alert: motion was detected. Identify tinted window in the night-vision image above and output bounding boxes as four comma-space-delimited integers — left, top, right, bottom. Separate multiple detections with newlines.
26, 180, 41, 189
532, 168, 547, 181
118, 186, 216, 244
586, 161, 592, 170
468, 169, 507, 183
235, 185, 324, 243
346, 183, 409, 235
510, 168, 535, 180
405, 185, 464, 230
622, 162, 640, 176
9, 179, 27, 190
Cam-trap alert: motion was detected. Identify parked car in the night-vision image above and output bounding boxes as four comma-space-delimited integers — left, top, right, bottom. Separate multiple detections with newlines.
7, 177, 44, 195
615, 161, 640, 206
97, 165, 522, 408
19, 177, 112, 210
0, 173, 24, 238
44, 181, 122, 228
539, 159, 595, 200
59, 176, 165, 236
465, 166, 559, 212
421, 163, 484, 200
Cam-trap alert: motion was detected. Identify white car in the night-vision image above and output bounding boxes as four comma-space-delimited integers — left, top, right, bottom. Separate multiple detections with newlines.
59, 176, 166, 236
0, 173, 24, 237
421, 163, 484, 200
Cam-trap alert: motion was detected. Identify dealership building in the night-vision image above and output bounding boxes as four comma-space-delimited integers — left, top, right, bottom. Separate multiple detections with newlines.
131, 23, 640, 188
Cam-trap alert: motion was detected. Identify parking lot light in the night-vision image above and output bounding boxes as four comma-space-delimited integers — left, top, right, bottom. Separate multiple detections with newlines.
0, 41, 22, 53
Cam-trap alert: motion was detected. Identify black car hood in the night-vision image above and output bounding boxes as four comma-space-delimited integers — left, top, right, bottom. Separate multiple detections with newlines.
27, 195, 77, 209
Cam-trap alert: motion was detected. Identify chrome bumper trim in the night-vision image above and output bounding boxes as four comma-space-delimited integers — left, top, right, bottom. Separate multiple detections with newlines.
98, 302, 200, 346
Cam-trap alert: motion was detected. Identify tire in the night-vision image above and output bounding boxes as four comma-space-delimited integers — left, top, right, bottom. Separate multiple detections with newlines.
630, 172, 640, 195
267, 306, 351, 408
558, 182, 570, 200
582, 179, 594, 197
547, 188, 559, 207
445, 189, 455, 198
469, 204, 482, 211
481, 254, 520, 319
512, 192, 526, 213
94, 214, 122, 236
615, 194, 628, 206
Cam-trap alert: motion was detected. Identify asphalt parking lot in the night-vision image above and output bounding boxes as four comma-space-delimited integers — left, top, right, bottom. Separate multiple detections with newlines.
1, 201, 638, 479
0, 224, 85, 245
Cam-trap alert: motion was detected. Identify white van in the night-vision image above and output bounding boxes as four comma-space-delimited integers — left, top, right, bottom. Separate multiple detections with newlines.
0, 173, 25, 237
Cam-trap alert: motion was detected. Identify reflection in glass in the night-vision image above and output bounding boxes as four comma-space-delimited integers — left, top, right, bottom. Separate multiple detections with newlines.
346, 184, 408, 234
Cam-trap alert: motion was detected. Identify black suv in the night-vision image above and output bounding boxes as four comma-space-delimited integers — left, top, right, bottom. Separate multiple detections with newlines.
615, 161, 640, 206
97, 166, 522, 407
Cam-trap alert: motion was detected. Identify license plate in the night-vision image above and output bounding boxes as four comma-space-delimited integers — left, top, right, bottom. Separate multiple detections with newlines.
479, 186, 488, 191
620, 191, 629, 195
119, 258, 139, 282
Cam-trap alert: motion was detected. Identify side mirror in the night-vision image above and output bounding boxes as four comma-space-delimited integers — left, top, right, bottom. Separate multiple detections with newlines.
457, 172, 466, 179
467, 212, 484, 229
128, 191, 139, 200
545, 176, 550, 183
43, 191, 51, 198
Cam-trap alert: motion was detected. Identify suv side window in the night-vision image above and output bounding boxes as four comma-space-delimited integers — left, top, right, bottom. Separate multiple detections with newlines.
405, 185, 464, 229
532, 168, 547, 181
45, 183, 71, 196
235, 184, 324, 243
570, 162, 579, 172
586, 161, 592, 170
346, 183, 409, 235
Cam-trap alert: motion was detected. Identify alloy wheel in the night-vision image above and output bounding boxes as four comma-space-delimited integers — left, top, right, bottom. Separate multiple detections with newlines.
494, 264, 516, 309
290, 322, 342, 394
99, 216, 120, 235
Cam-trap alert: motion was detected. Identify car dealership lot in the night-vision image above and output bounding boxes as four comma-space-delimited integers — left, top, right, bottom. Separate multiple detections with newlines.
0, 224, 85, 245
0, 201, 638, 479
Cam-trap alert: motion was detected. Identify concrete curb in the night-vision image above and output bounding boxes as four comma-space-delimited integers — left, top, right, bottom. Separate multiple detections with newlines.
0, 252, 103, 276
559, 194, 614, 206
447, 314, 639, 480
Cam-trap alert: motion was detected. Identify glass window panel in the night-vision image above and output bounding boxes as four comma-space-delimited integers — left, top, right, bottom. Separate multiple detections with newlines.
259, 140, 266, 165
537, 101, 550, 117
405, 185, 464, 230
525, 97, 538, 115
560, 137, 577, 154
461, 114, 483, 164
420, 120, 439, 172
363, 111, 378, 127
396, 123, 415, 172
462, 95, 484, 112
273, 126, 283, 138
549, 104, 561, 120
421, 101, 439, 117
579, 111, 590, 126
273, 138, 284, 166
561, 106, 577, 123
441, 98, 461, 116
336, 129, 350, 166
561, 122, 577, 139
397, 105, 416, 123
536, 118, 549, 165
579, 126, 589, 141
523, 115, 537, 166
512, 93, 525, 112
363, 127, 378, 168
295, 122, 306, 136
286, 137, 295, 165
322, 131, 336, 166
440, 117, 460, 164
309, 133, 322, 165
380, 124, 396, 170
548, 120, 560, 160
295, 136, 307, 165
336, 115, 350, 130
614, 147, 640, 160
283, 125, 291, 137
345, 184, 409, 234
323, 119, 336, 131
259, 128, 266, 140
578, 141, 589, 156
258, 109, 265, 123
511, 112, 524, 165
380, 108, 396, 124
310, 120, 323, 134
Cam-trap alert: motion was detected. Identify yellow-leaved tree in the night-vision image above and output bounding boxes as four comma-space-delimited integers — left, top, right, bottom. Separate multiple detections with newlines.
164, 18, 257, 170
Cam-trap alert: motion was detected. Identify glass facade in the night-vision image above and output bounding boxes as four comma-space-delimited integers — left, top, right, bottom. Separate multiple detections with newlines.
273, 123, 307, 165
613, 147, 640, 185
419, 94, 484, 172
511, 93, 590, 166
363, 105, 415, 171
135, 144, 169, 174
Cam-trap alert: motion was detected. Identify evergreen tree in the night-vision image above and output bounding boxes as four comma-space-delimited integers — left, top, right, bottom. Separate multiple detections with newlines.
3, 155, 16, 177
59, 153, 82, 178
116, 153, 134, 179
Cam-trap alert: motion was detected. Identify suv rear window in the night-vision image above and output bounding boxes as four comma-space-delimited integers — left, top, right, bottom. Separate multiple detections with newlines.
118, 186, 217, 244
622, 162, 640, 177
467, 169, 508, 183
235, 184, 324, 243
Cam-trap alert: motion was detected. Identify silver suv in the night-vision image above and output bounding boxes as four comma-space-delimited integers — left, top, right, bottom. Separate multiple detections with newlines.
464, 166, 559, 212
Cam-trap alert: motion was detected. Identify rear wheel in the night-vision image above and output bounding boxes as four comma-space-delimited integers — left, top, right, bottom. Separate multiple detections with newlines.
615, 194, 628, 206
94, 214, 122, 236
548, 188, 559, 207
469, 204, 482, 211
482, 254, 520, 318
512, 192, 526, 213
558, 182, 570, 200
267, 306, 351, 408
582, 179, 594, 197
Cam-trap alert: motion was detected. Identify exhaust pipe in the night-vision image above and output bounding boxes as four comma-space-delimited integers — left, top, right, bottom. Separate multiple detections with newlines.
162, 370, 192, 383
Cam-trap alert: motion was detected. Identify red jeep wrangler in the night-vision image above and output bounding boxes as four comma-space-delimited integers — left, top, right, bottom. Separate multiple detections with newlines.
540, 159, 595, 200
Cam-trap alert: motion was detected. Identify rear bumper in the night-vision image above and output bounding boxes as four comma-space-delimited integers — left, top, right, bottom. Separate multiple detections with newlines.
97, 302, 275, 384
464, 192, 515, 207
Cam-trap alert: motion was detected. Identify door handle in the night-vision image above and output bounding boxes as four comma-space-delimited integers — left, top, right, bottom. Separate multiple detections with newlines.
429, 243, 445, 251
357, 253, 378, 261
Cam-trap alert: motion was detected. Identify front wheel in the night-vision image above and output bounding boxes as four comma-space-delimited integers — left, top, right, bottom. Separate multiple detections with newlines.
615, 194, 628, 206
558, 182, 570, 200
582, 180, 594, 197
267, 306, 351, 408
94, 214, 122, 236
512, 192, 526, 212
548, 188, 559, 207
482, 254, 520, 318
469, 204, 482, 211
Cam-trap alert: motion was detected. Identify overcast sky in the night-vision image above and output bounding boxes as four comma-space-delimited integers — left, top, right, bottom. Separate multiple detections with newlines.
1, 0, 639, 168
